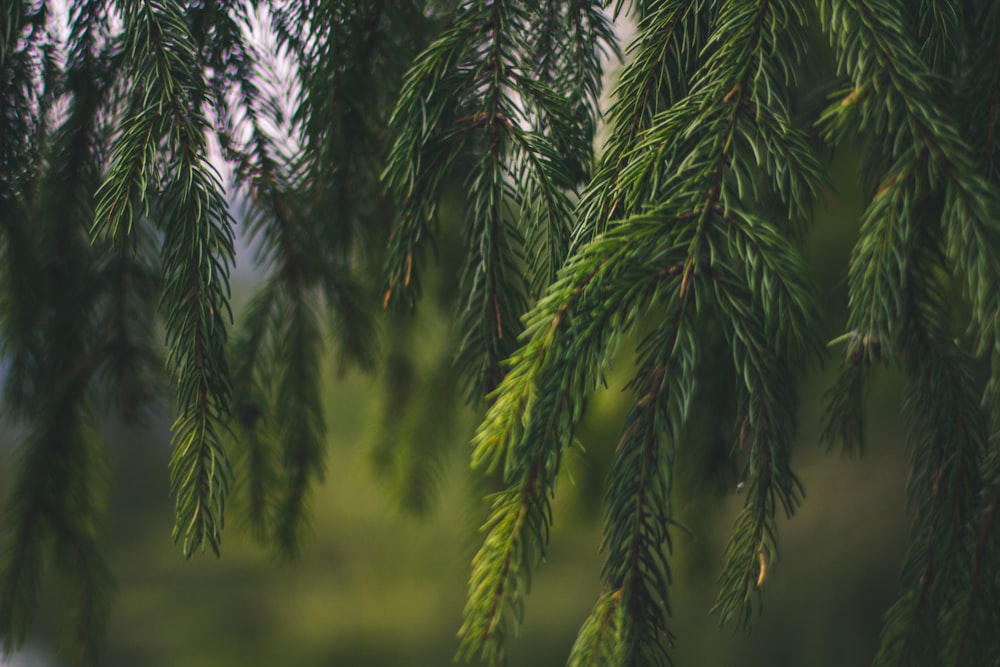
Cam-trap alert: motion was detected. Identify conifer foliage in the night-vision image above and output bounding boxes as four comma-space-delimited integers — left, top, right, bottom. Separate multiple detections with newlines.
0, 1, 998, 665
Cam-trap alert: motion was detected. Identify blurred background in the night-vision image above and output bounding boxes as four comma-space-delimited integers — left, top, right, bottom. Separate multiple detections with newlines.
0, 0, 947, 659
0, 142, 924, 666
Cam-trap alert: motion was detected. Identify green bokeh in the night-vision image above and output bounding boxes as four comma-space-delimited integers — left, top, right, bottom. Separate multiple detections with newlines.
0, 138, 920, 667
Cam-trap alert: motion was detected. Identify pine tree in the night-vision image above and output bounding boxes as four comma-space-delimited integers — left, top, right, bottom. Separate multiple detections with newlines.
1, 1, 999, 666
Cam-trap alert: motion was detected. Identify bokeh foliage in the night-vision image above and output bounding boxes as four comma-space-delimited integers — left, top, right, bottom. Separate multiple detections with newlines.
1, 1, 999, 666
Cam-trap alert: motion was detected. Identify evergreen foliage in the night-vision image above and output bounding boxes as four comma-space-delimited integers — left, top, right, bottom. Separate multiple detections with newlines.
0, 1, 998, 666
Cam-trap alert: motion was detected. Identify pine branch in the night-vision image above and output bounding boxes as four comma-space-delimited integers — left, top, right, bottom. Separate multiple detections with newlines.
527, 0, 617, 186
820, 363, 869, 453
1, 371, 112, 663
951, 453, 1000, 666
216, 6, 398, 550
229, 282, 280, 541
567, 588, 626, 667
96, 0, 237, 557
819, 0, 1000, 412
575, 0, 705, 237
960, 2, 1000, 179
914, 0, 964, 74
819, 4, 1000, 662
709, 259, 805, 628
227, 123, 360, 550
587, 320, 696, 665
0, 6, 44, 353
369, 319, 462, 514
0, 500, 45, 657
228, 272, 328, 557
461, 1, 823, 660
223, 100, 346, 555
271, 291, 326, 557
459, 215, 694, 664
820, 97, 924, 458
55, 523, 113, 667
161, 156, 235, 558
454, 148, 529, 397
456, 458, 551, 666
383, 0, 608, 400
871, 201, 987, 667
274, 1, 422, 311
2, 5, 121, 656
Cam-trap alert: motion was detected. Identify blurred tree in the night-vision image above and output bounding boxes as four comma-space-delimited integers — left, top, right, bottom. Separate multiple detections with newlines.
1, 1, 998, 666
